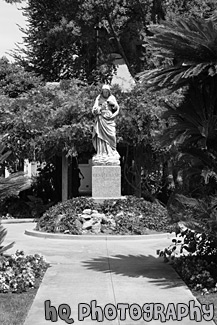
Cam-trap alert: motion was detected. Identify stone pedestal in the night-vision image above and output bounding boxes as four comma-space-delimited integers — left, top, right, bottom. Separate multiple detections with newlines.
92, 166, 121, 203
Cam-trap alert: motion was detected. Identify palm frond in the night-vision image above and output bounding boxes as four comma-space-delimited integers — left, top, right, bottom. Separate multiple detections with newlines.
160, 84, 217, 148
183, 148, 217, 173
0, 150, 12, 164
0, 224, 14, 255
139, 18, 217, 91
0, 172, 31, 200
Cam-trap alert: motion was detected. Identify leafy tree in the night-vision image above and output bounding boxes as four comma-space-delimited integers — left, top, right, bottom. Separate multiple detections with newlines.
0, 79, 167, 198
161, 0, 217, 21
0, 79, 96, 201
112, 84, 167, 198
0, 59, 33, 210
0, 57, 41, 98
13, 0, 167, 82
0, 80, 101, 167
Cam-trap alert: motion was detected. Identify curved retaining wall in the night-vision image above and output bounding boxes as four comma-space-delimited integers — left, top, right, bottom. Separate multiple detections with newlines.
25, 228, 175, 241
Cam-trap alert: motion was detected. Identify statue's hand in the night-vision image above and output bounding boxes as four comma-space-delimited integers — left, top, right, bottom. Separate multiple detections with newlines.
95, 106, 102, 115
102, 110, 113, 119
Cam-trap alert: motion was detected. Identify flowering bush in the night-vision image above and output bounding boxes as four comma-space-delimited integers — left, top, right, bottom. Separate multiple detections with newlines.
0, 250, 48, 293
159, 226, 217, 293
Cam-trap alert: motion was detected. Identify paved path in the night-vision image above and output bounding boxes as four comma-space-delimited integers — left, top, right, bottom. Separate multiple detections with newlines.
3, 223, 215, 325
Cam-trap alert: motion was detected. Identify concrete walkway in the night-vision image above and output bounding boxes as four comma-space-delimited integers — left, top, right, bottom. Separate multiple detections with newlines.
4, 223, 215, 325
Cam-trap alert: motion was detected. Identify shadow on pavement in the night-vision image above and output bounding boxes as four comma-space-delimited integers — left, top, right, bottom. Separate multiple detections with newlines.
82, 254, 184, 289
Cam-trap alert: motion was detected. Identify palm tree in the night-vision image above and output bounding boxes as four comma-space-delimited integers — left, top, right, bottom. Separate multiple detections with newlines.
139, 18, 217, 195
161, 85, 217, 150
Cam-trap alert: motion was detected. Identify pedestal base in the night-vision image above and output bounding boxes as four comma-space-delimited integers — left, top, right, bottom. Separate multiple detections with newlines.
92, 166, 121, 201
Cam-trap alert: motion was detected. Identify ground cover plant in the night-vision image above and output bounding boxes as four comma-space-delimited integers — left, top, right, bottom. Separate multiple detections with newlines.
36, 196, 172, 235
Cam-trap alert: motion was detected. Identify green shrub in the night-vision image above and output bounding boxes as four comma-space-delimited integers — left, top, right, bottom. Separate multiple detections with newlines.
0, 194, 54, 219
0, 196, 31, 219
0, 250, 48, 293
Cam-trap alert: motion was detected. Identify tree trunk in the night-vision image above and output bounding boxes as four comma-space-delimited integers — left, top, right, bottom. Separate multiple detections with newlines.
151, 0, 165, 23
121, 145, 134, 195
53, 155, 62, 202
134, 147, 142, 198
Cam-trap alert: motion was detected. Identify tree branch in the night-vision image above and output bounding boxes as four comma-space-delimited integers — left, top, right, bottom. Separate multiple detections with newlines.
105, 13, 136, 79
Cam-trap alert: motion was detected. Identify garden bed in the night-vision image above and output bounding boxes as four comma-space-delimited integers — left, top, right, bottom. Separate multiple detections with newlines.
36, 196, 172, 235
158, 225, 217, 324
174, 256, 217, 325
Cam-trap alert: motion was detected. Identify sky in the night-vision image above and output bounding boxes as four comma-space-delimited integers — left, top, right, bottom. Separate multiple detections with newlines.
0, 1, 26, 60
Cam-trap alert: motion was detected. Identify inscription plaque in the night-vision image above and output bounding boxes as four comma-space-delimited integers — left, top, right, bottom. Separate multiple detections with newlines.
92, 166, 121, 199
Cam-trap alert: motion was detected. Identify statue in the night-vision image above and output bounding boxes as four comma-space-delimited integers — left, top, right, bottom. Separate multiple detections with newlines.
92, 84, 120, 165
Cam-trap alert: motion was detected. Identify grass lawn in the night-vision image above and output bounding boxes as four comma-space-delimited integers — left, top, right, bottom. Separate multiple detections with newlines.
194, 291, 217, 324
0, 277, 43, 325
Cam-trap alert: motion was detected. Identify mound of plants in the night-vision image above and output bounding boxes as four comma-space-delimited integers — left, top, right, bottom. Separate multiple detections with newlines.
36, 196, 172, 235
159, 226, 217, 294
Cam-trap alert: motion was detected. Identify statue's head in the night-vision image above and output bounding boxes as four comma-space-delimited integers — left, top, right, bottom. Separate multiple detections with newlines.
101, 84, 110, 98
